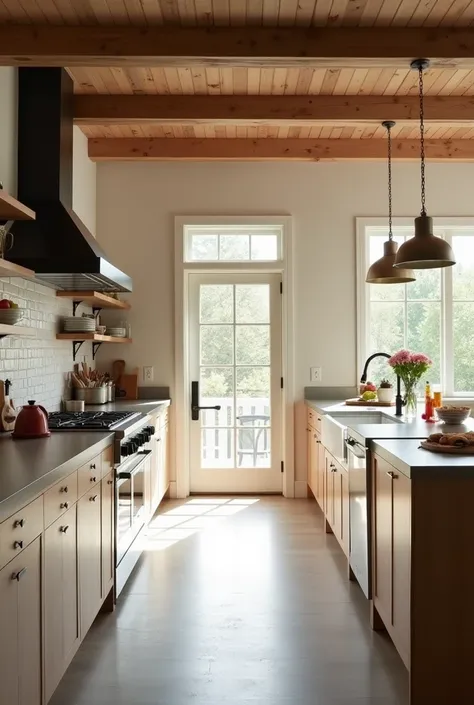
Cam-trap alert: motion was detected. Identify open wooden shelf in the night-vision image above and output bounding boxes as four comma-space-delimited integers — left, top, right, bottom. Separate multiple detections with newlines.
0, 258, 35, 279
56, 291, 130, 310
0, 323, 36, 338
0, 191, 35, 221
56, 333, 132, 344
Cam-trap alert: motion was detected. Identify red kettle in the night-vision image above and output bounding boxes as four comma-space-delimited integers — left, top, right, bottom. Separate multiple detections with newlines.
12, 400, 51, 439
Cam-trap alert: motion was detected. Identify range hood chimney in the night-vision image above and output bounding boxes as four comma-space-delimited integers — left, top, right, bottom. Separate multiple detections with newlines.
10, 68, 132, 292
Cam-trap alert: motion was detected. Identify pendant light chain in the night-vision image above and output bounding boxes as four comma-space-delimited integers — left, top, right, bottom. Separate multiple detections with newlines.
387, 123, 393, 241
418, 64, 426, 217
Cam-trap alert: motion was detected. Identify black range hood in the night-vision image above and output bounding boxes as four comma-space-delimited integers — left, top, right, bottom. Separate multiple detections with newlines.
10, 68, 132, 293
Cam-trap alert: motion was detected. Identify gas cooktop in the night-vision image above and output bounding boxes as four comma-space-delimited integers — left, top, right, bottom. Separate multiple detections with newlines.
48, 411, 140, 430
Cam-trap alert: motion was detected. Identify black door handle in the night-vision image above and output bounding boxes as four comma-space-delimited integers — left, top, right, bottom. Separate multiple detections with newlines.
191, 381, 221, 421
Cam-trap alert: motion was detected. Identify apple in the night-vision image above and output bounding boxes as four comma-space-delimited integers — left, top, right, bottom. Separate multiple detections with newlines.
0, 299, 11, 309
365, 383, 377, 392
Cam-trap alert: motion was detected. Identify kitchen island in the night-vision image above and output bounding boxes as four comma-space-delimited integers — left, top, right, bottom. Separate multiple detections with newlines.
371, 438, 474, 705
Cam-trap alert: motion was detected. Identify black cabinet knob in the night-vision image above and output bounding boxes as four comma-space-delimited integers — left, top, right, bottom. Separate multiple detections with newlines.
60, 486, 68, 493
89, 494, 98, 502
90, 463, 96, 470
12, 567, 27, 581
14, 519, 25, 528
59, 525, 69, 533
60, 502, 69, 509
90, 476, 97, 483
13, 540, 23, 550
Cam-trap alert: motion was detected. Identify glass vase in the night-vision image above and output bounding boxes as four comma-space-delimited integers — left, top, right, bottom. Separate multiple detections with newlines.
404, 382, 418, 419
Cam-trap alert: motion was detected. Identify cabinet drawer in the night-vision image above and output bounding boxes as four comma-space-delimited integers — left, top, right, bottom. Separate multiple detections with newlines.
44, 471, 78, 528
307, 406, 322, 432
0, 496, 44, 571
77, 454, 102, 497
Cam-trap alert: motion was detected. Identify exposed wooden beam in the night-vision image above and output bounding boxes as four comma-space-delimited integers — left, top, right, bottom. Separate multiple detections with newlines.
2, 26, 474, 68
74, 95, 474, 125
88, 137, 474, 162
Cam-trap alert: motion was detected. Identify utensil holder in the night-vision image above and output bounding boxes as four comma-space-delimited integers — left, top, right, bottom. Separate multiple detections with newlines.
74, 387, 107, 405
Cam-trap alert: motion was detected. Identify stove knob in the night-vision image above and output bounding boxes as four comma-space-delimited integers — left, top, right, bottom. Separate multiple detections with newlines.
121, 443, 130, 457
148, 425, 156, 435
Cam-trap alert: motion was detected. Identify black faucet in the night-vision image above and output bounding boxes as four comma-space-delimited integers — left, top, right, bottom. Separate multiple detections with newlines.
360, 352, 404, 417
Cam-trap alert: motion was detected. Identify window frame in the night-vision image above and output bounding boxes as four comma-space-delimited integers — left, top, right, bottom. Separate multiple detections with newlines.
184, 223, 283, 264
356, 217, 474, 399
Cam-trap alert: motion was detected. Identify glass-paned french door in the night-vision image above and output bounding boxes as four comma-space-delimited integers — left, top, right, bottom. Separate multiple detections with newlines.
188, 273, 283, 493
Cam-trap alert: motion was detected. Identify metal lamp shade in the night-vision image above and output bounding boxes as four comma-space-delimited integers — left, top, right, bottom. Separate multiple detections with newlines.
393, 215, 456, 269
366, 239, 416, 284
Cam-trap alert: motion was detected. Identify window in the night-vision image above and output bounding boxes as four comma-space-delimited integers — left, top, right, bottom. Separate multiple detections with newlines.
358, 219, 474, 396
185, 225, 281, 263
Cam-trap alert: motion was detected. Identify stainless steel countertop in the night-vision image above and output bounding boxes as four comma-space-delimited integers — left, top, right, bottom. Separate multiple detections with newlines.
373, 438, 474, 479
0, 432, 114, 523
83, 398, 170, 416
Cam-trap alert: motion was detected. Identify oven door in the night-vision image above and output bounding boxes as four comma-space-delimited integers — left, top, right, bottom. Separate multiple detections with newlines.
116, 450, 150, 564
345, 437, 370, 599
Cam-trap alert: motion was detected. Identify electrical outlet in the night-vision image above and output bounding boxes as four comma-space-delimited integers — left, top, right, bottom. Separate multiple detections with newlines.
143, 366, 154, 382
310, 367, 322, 383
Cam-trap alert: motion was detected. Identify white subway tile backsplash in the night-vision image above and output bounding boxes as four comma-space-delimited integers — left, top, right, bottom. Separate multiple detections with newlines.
0, 276, 94, 411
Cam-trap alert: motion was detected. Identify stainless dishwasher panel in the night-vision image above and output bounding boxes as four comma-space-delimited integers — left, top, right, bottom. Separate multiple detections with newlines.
346, 437, 370, 599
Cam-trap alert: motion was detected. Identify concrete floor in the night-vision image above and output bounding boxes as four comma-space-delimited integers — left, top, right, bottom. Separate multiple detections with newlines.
50, 497, 408, 705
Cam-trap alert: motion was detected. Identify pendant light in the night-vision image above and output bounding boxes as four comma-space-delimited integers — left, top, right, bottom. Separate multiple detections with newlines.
366, 121, 416, 284
394, 59, 456, 269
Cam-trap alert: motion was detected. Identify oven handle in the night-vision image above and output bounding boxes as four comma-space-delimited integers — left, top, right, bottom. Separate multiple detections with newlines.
117, 450, 151, 480
345, 438, 367, 459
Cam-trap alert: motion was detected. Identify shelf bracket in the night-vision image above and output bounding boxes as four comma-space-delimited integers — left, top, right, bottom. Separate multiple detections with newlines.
72, 301, 81, 317
92, 342, 102, 360
92, 307, 102, 320
72, 341, 84, 361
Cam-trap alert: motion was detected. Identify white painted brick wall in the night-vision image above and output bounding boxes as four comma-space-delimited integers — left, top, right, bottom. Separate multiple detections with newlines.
0, 277, 93, 411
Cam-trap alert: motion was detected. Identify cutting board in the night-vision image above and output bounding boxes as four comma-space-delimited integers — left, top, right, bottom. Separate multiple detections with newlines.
345, 398, 395, 407
117, 369, 138, 400
420, 440, 474, 455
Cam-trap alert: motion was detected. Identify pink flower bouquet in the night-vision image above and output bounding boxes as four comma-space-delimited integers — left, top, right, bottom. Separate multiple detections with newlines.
388, 350, 432, 417
388, 350, 432, 385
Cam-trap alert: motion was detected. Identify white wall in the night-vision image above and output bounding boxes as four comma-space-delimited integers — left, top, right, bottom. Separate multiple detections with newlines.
96, 160, 474, 479
73, 126, 96, 235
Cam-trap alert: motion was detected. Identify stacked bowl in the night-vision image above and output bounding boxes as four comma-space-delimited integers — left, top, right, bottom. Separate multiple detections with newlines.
0, 308, 25, 325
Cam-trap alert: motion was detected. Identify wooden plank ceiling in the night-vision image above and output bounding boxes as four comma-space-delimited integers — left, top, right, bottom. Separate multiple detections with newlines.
3, 0, 474, 157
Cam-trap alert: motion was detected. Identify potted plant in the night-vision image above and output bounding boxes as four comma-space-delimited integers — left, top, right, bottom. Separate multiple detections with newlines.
377, 378, 394, 404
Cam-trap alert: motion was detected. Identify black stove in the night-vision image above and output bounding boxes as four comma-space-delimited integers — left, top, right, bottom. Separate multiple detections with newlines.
48, 411, 139, 430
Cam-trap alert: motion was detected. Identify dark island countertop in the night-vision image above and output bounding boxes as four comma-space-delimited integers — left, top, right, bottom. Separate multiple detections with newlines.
373, 438, 474, 479
348, 418, 474, 444
0, 432, 113, 523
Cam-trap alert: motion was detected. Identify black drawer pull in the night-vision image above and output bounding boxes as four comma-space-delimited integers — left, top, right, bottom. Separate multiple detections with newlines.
12, 567, 27, 582
59, 525, 69, 533
90, 463, 96, 470
14, 519, 25, 528
90, 476, 97, 483
60, 486, 68, 493
60, 501, 69, 509
89, 494, 98, 502
13, 540, 23, 550
107, 479, 113, 485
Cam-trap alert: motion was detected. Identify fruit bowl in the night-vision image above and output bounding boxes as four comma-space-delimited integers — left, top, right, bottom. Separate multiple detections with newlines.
436, 406, 471, 424
0, 308, 24, 325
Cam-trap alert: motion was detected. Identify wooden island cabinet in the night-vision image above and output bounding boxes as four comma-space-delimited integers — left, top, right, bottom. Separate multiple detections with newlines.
371, 443, 474, 705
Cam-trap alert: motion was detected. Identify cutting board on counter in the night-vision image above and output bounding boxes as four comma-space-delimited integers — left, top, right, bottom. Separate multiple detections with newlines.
115, 368, 139, 400
345, 398, 395, 407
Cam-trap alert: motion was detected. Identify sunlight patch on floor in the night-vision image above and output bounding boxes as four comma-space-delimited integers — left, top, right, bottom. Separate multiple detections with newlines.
144, 498, 259, 552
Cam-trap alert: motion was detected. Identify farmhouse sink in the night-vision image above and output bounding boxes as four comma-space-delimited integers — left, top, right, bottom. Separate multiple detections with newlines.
321, 411, 403, 463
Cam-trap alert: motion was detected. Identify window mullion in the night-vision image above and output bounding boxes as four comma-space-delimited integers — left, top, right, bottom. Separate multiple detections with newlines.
444, 232, 454, 396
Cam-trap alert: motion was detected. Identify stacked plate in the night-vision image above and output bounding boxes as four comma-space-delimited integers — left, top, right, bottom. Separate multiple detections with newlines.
106, 327, 127, 338
0, 308, 25, 325
63, 316, 96, 333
